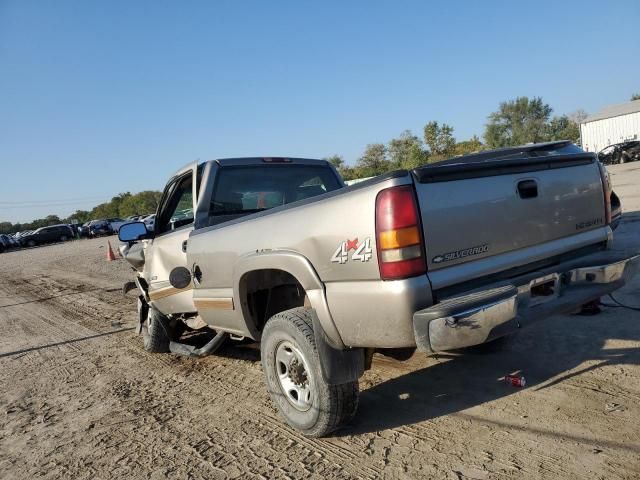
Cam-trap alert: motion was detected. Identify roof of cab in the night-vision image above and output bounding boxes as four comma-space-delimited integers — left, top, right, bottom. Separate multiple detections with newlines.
171, 157, 329, 180
214, 157, 328, 167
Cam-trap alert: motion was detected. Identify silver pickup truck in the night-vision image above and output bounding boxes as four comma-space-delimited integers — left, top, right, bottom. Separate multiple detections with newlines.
119, 141, 639, 437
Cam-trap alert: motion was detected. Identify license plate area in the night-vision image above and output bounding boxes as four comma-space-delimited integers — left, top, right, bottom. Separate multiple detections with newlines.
527, 273, 560, 306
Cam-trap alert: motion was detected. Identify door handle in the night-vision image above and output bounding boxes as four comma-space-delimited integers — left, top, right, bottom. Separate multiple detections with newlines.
517, 179, 538, 199
182, 240, 188, 253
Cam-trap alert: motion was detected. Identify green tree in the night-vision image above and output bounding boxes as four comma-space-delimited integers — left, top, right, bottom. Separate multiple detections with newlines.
423, 121, 456, 158
355, 143, 390, 177
631, 93, 640, 101
118, 191, 162, 217
91, 202, 115, 220
66, 210, 91, 224
484, 96, 553, 148
388, 130, 429, 169
323, 154, 358, 180
545, 115, 580, 143
324, 155, 345, 170
0, 190, 163, 234
453, 135, 484, 156
109, 192, 132, 216
337, 166, 359, 181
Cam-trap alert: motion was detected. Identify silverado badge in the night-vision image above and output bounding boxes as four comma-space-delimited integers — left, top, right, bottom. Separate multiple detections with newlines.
432, 244, 489, 264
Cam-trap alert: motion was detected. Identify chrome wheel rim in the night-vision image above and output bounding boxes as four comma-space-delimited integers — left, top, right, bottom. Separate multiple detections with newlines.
275, 340, 313, 412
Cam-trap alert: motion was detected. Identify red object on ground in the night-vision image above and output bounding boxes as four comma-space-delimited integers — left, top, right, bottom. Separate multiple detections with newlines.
505, 375, 526, 387
107, 241, 116, 262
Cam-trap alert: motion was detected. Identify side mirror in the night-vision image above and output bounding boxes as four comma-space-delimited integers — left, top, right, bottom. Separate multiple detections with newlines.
118, 222, 150, 242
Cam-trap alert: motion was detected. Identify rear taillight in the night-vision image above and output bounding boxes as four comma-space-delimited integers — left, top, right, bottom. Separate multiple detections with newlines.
597, 162, 612, 225
375, 185, 426, 280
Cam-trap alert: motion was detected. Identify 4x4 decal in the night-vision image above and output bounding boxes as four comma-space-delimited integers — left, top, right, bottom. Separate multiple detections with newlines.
331, 238, 373, 264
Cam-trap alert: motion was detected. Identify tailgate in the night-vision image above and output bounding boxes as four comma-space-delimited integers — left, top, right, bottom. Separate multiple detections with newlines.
413, 153, 606, 271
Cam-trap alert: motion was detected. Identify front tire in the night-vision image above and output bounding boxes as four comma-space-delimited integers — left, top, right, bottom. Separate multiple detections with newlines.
261, 307, 359, 437
142, 307, 172, 353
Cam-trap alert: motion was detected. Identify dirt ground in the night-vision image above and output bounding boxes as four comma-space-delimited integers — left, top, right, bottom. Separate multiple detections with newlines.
1, 163, 639, 480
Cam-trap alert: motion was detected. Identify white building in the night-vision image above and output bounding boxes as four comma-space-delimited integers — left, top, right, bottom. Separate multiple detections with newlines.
580, 99, 640, 153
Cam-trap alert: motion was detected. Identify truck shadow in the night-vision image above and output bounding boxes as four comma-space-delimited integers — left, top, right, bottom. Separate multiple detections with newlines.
343, 304, 640, 435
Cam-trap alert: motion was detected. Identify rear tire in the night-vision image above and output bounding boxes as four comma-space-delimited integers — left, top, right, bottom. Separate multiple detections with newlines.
261, 307, 359, 437
27, 240, 36, 247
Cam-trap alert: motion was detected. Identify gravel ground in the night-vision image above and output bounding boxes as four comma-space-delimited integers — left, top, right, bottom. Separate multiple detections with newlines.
0, 163, 639, 479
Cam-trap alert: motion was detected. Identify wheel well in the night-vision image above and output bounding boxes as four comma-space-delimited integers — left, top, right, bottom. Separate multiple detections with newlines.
239, 269, 307, 334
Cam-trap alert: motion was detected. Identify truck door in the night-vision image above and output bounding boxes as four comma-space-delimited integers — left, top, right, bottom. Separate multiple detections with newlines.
145, 161, 199, 314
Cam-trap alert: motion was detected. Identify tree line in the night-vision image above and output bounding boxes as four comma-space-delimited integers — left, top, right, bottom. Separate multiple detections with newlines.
327, 95, 585, 180
0, 190, 162, 235
1, 95, 593, 233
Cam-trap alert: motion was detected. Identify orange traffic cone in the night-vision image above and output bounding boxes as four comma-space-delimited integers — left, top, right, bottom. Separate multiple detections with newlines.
107, 241, 116, 262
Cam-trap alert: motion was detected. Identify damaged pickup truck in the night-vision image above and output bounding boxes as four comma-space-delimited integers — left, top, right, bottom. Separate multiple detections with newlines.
118, 141, 639, 437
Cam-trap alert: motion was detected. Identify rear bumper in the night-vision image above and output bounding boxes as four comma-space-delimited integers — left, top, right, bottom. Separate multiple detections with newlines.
413, 253, 640, 352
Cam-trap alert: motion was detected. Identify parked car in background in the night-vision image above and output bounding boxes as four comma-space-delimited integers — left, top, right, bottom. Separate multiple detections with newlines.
106, 218, 127, 233
0, 235, 14, 252
1, 234, 18, 249
77, 222, 91, 238
88, 219, 113, 237
141, 214, 156, 231
68, 223, 82, 238
19, 224, 74, 247
598, 140, 640, 165
170, 208, 192, 222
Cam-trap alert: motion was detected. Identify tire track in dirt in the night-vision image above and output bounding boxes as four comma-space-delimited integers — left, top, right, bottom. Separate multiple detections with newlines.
2, 241, 640, 479
35, 276, 385, 477
0, 274, 384, 479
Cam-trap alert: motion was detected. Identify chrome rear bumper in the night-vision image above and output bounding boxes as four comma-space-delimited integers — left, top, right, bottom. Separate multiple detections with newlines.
414, 254, 640, 352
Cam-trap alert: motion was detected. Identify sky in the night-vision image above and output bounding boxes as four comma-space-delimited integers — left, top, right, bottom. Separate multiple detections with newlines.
1, 0, 639, 223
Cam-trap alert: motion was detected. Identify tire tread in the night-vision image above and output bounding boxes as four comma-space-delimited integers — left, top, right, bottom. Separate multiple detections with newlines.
262, 307, 359, 437
143, 308, 171, 353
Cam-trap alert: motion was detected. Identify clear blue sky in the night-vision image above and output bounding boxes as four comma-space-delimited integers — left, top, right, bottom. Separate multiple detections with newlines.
1, 0, 638, 223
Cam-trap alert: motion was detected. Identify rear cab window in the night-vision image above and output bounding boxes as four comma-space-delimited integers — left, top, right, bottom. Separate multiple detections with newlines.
206, 165, 341, 227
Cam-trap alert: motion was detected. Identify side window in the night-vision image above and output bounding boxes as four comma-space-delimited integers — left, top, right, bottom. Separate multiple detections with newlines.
156, 175, 194, 234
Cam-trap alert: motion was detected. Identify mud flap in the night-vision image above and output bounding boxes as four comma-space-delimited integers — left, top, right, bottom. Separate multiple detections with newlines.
311, 313, 364, 385
136, 296, 148, 335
